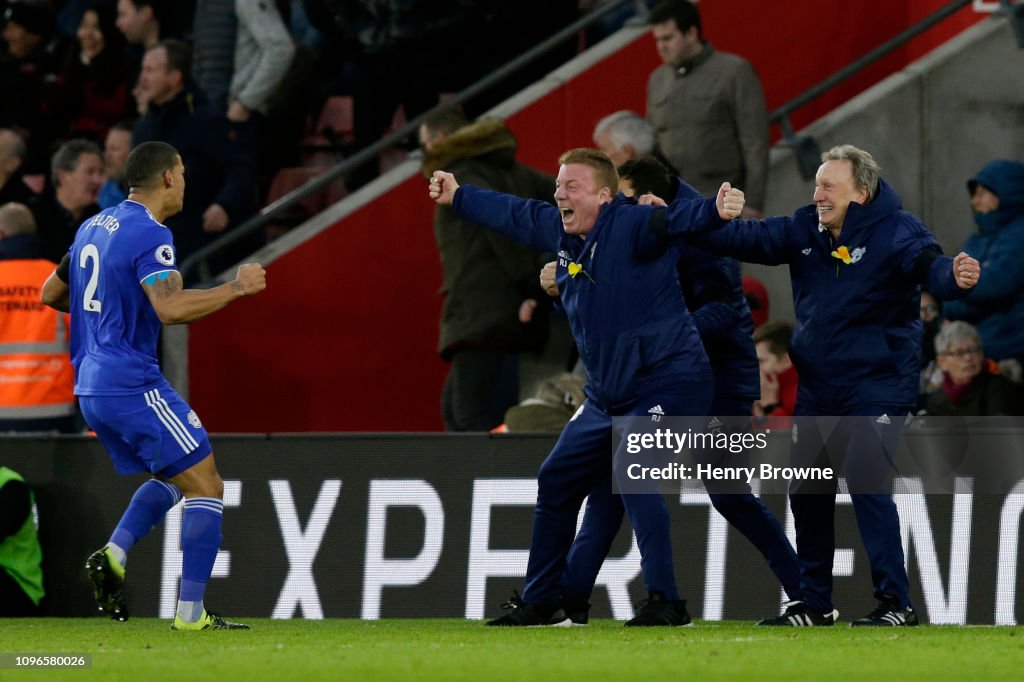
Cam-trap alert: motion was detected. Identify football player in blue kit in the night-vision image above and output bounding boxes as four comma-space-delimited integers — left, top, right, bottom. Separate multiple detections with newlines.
41, 141, 266, 630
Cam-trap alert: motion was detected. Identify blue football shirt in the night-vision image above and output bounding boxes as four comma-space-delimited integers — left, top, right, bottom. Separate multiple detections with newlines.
68, 200, 178, 395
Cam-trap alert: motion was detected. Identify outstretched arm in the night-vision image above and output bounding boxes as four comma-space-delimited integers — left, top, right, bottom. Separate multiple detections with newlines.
428, 170, 562, 253
142, 263, 266, 325
428, 170, 460, 205
642, 183, 745, 233
897, 216, 980, 301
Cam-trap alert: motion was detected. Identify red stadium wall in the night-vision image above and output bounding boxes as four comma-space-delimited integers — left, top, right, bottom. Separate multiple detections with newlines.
188, 0, 986, 432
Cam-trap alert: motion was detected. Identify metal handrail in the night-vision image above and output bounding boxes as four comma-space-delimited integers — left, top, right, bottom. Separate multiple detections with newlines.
769, 0, 991, 179
180, 0, 640, 284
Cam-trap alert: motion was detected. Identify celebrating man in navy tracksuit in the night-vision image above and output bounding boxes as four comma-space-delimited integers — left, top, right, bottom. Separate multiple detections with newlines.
549, 158, 800, 622
679, 144, 981, 626
429, 148, 746, 626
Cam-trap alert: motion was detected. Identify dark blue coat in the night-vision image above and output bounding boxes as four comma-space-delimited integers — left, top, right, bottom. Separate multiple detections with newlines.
685, 178, 967, 412
132, 87, 255, 262
453, 185, 723, 412
943, 160, 1024, 361
672, 178, 759, 403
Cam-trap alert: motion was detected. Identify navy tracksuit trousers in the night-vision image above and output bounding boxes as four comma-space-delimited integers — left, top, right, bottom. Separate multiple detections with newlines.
560, 396, 800, 605
521, 381, 711, 605
789, 403, 914, 613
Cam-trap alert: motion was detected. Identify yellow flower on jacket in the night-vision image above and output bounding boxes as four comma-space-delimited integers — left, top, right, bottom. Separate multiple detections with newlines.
831, 245, 852, 264
566, 261, 596, 283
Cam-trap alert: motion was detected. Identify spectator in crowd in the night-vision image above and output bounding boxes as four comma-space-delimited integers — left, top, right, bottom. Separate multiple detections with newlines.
227, 0, 297, 179
115, 0, 163, 51
742, 275, 769, 328
677, 144, 980, 627
496, 372, 587, 433
190, 0, 236, 113
0, 128, 34, 205
342, 1, 492, 188
918, 290, 944, 403
943, 160, 1024, 364
646, 0, 768, 217
752, 320, 798, 419
0, 202, 76, 433
30, 139, 103, 263
924, 321, 1020, 416
55, 0, 134, 142
227, 0, 295, 127
115, 0, 167, 113
98, 119, 132, 208
132, 39, 256, 272
0, 1, 63, 174
419, 108, 553, 431
592, 110, 676, 173
0, 466, 45, 616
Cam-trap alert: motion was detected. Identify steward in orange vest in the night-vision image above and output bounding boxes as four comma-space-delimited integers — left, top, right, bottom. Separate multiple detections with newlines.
0, 203, 76, 432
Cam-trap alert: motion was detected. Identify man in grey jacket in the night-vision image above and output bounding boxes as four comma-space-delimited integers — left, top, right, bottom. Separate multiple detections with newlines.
646, 0, 768, 218
226, 0, 295, 124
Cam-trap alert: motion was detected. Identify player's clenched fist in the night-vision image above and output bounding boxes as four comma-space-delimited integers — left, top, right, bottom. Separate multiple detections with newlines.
429, 171, 459, 205
716, 182, 745, 220
234, 262, 266, 295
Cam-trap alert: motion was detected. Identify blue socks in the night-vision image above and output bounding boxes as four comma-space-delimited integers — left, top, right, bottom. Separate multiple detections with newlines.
109, 479, 183, 567
177, 497, 224, 622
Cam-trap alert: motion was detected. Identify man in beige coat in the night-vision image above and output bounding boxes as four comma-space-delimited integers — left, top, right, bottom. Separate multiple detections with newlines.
646, 0, 769, 218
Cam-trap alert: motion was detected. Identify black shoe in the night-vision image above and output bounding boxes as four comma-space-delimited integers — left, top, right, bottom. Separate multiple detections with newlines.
625, 593, 692, 627
85, 548, 128, 622
850, 598, 919, 627
561, 598, 591, 626
486, 592, 567, 627
757, 601, 838, 626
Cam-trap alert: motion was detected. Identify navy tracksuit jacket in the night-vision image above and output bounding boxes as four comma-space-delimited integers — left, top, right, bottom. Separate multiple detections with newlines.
562, 179, 800, 607
454, 185, 720, 604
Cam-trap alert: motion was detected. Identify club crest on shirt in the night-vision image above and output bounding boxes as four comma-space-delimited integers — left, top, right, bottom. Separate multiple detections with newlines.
831, 245, 866, 265
155, 244, 175, 266
187, 410, 202, 429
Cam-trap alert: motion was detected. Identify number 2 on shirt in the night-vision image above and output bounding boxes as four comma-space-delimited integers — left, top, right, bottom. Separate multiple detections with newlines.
80, 243, 102, 313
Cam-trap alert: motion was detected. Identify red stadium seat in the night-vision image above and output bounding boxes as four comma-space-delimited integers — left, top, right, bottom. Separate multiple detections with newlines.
302, 96, 355, 162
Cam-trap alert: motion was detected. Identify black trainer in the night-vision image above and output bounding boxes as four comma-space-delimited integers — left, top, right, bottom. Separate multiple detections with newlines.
757, 601, 838, 626
486, 592, 567, 627
561, 598, 591, 626
85, 548, 128, 622
851, 598, 919, 627
625, 593, 692, 627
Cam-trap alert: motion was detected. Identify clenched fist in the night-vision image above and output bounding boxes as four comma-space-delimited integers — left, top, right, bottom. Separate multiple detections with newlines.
716, 183, 745, 220
234, 262, 266, 296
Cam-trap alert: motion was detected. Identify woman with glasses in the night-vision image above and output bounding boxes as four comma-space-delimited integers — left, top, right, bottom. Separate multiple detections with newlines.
923, 321, 1021, 416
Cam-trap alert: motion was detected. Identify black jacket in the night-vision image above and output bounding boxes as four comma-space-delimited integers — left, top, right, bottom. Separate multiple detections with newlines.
421, 119, 553, 357
133, 86, 255, 262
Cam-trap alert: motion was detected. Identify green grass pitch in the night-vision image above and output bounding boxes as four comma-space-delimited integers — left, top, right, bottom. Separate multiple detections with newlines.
2, 618, 1023, 681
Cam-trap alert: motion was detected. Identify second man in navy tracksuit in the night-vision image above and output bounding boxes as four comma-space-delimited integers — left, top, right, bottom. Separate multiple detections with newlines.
683, 144, 981, 626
